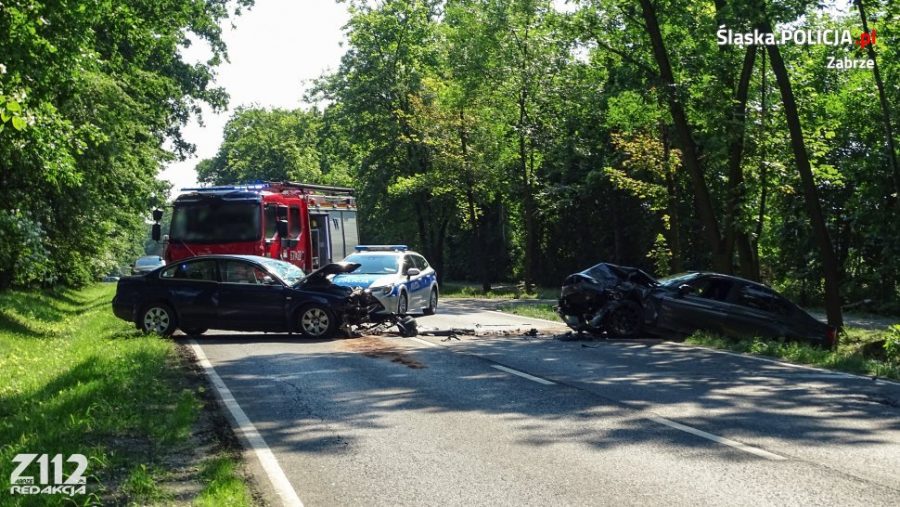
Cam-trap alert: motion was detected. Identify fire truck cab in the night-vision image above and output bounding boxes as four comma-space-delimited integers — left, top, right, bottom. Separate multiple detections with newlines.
157, 182, 358, 272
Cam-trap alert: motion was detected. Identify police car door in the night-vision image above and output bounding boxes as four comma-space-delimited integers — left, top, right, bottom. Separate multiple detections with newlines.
404, 254, 427, 308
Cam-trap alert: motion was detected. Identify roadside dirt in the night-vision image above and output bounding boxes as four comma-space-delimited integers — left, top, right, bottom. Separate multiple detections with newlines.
338, 335, 426, 369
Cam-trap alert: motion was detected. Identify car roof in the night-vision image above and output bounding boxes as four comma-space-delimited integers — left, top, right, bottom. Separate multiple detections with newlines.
346, 250, 421, 256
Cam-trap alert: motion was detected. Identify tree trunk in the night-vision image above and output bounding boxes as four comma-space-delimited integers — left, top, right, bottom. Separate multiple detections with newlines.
459, 109, 491, 292
763, 26, 844, 329
638, 0, 727, 272
857, 0, 900, 198
660, 123, 682, 273
753, 48, 769, 271
722, 45, 758, 279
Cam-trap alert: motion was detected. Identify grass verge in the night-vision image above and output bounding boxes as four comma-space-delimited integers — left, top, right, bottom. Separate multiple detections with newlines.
442, 281, 557, 300
685, 327, 900, 380
0, 284, 255, 505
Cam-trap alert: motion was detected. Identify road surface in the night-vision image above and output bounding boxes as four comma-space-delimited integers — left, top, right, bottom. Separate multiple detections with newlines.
188, 300, 900, 506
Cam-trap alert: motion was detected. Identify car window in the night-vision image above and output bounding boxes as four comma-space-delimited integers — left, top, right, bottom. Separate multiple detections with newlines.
401, 255, 414, 274
344, 254, 399, 274
160, 260, 217, 281
265, 204, 278, 239
413, 255, 428, 270
687, 277, 735, 302
257, 257, 305, 286
736, 285, 792, 316
221, 260, 269, 284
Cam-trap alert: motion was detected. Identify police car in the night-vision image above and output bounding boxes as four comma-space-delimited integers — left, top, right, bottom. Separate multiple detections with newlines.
332, 245, 439, 315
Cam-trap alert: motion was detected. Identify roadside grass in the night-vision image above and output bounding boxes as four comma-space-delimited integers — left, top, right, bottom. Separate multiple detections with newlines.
497, 303, 561, 322
0, 284, 254, 505
686, 327, 900, 381
195, 456, 252, 507
442, 281, 557, 300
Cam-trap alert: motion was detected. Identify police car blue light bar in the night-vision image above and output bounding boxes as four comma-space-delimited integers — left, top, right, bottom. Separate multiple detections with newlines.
355, 245, 408, 252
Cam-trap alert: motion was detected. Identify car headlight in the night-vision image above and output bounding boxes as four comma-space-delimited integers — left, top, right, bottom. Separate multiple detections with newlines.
378, 283, 395, 295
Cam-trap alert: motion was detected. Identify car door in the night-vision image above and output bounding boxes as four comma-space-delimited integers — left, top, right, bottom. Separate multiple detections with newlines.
403, 255, 428, 308
158, 259, 219, 329
655, 275, 736, 333
729, 283, 793, 338
217, 259, 288, 331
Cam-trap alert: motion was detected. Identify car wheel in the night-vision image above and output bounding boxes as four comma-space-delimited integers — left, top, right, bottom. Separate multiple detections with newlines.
297, 305, 336, 339
423, 288, 438, 316
397, 316, 418, 337
140, 304, 177, 336
397, 292, 408, 315
605, 301, 642, 337
181, 328, 207, 337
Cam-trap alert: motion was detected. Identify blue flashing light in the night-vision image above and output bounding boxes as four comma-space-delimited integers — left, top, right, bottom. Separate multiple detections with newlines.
355, 245, 408, 252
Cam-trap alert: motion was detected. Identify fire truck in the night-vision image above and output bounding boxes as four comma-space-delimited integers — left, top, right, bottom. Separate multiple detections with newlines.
151, 182, 359, 272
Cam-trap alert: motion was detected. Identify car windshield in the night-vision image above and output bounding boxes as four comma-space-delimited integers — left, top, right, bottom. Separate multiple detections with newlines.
657, 272, 700, 287
170, 201, 260, 243
343, 254, 399, 274
257, 258, 306, 286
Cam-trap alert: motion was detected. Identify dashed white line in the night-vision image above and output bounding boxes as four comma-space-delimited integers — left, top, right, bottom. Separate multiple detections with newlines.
491, 364, 557, 385
189, 340, 304, 507
647, 415, 787, 461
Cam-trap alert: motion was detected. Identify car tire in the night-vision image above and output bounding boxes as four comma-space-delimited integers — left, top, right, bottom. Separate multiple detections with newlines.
181, 328, 207, 337
297, 305, 337, 339
397, 292, 408, 315
140, 303, 177, 336
605, 301, 643, 337
423, 288, 438, 316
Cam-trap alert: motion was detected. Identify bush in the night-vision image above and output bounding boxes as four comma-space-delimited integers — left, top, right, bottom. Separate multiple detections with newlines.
885, 325, 900, 364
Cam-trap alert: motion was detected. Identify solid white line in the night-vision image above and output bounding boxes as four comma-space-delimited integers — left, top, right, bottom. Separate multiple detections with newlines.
189, 340, 304, 507
491, 364, 556, 385
409, 337, 441, 348
486, 310, 566, 327
647, 415, 787, 461
665, 342, 900, 387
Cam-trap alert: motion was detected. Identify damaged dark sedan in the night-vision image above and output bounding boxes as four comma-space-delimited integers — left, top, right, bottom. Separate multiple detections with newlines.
557, 263, 837, 348
113, 255, 417, 339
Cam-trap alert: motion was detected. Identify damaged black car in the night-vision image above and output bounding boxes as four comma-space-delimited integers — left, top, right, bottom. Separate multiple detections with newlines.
557, 263, 837, 348
112, 254, 417, 339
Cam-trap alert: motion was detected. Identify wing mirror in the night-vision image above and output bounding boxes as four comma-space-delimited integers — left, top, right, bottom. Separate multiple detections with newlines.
406, 268, 421, 278
677, 284, 694, 296
262, 275, 279, 286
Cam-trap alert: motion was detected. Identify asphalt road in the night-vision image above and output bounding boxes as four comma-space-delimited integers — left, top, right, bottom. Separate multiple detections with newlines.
189, 300, 900, 506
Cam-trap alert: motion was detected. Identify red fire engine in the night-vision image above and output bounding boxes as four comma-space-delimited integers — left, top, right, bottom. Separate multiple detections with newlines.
152, 182, 359, 272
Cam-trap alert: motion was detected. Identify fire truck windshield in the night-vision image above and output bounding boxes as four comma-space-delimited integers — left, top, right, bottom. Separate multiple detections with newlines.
170, 202, 261, 243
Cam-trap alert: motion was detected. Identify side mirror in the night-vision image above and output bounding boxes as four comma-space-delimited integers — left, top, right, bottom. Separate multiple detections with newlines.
151, 224, 161, 241
276, 219, 289, 238
152, 208, 164, 222
677, 284, 694, 296
262, 275, 279, 285
406, 268, 421, 277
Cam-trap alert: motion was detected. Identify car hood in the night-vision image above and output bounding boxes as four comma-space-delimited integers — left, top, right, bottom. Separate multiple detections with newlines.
567, 262, 658, 288
331, 273, 398, 289
301, 262, 361, 285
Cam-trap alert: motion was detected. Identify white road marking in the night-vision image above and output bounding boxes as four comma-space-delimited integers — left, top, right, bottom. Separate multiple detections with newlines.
189, 340, 304, 507
486, 309, 566, 327
647, 415, 787, 461
491, 364, 557, 385
410, 337, 441, 348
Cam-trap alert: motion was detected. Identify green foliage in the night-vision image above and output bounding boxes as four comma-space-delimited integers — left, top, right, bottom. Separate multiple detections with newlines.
0, 285, 207, 503
886, 325, 900, 364
197, 106, 351, 186
0, 0, 253, 288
